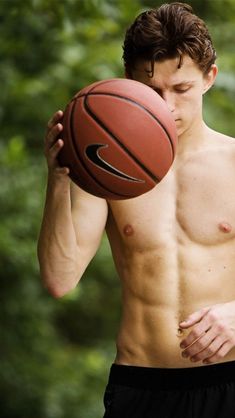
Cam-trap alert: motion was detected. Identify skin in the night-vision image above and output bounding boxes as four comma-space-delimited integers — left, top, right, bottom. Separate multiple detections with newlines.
38, 55, 235, 368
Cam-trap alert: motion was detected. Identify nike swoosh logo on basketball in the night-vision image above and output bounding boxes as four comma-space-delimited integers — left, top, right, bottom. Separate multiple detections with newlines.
85, 144, 144, 183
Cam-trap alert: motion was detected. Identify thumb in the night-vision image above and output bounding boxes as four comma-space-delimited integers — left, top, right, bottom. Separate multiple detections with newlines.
179, 307, 210, 328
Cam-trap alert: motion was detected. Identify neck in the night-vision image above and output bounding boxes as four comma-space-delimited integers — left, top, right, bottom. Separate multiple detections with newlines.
176, 120, 210, 156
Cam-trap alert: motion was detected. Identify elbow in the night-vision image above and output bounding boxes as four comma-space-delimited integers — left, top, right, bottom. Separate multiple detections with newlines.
37, 254, 82, 298
45, 283, 68, 299
39, 271, 78, 299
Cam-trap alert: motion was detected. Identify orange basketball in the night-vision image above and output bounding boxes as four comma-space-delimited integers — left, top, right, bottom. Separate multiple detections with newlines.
58, 78, 177, 199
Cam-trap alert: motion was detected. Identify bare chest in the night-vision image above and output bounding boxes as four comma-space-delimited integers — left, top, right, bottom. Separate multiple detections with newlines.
107, 148, 235, 248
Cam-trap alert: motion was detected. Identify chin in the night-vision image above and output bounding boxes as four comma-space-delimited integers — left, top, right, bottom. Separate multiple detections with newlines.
176, 125, 183, 137
176, 121, 189, 139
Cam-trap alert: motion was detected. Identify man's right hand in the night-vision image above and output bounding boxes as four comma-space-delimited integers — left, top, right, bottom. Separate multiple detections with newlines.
44, 110, 70, 179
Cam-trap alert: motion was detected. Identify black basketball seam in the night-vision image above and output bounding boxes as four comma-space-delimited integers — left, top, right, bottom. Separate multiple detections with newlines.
76, 79, 123, 98
83, 94, 161, 183
69, 99, 133, 198
78, 90, 175, 157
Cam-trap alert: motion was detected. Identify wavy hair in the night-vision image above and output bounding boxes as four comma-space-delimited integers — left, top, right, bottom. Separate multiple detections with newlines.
123, 2, 216, 76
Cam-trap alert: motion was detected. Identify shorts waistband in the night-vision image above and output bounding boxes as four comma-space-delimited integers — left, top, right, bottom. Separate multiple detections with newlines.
108, 361, 235, 391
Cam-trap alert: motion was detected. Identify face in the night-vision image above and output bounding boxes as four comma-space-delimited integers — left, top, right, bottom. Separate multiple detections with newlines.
129, 55, 217, 139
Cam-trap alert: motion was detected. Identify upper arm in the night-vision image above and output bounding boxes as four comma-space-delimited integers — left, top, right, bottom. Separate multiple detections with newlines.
70, 181, 108, 269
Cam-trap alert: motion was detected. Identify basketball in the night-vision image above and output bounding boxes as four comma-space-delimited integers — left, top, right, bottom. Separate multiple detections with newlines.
58, 78, 177, 199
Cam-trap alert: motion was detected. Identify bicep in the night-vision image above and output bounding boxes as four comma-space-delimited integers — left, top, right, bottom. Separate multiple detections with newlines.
70, 181, 108, 263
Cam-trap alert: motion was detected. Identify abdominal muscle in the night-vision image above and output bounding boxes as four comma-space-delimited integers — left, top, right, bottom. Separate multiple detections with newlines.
109, 238, 235, 368
113, 245, 196, 368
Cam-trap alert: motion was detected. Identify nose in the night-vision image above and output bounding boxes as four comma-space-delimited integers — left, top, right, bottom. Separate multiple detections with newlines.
162, 92, 175, 113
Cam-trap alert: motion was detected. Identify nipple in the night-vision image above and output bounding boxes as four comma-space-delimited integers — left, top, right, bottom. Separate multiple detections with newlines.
218, 222, 232, 233
123, 224, 134, 237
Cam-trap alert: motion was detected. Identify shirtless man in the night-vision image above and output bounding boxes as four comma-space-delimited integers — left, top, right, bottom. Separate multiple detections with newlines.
37, 3, 235, 417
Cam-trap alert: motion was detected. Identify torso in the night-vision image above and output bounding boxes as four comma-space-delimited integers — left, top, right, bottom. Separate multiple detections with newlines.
106, 130, 235, 367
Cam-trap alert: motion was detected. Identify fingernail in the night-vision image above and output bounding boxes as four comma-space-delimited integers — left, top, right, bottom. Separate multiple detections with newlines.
182, 351, 188, 358
180, 342, 185, 348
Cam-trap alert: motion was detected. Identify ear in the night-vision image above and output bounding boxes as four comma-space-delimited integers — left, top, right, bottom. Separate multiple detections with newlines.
203, 64, 218, 94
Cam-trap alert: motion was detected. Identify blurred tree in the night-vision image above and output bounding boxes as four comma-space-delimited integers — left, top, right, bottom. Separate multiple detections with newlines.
0, 0, 235, 417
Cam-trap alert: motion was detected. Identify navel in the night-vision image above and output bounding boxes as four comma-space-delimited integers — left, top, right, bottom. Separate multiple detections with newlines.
177, 328, 183, 337
218, 222, 232, 233
123, 224, 134, 237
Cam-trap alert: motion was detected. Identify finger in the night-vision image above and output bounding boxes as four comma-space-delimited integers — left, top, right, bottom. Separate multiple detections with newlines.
46, 138, 64, 162
45, 123, 63, 150
180, 316, 212, 349
181, 327, 217, 358
189, 336, 226, 362
54, 166, 70, 176
203, 340, 232, 364
47, 110, 63, 132
179, 306, 210, 329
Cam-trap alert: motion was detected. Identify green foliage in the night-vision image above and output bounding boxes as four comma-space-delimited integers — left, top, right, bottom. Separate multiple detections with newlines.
0, 138, 116, 417
1, 0, 235, 417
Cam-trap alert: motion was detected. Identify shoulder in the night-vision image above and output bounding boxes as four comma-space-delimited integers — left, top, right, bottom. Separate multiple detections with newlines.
211, 129, 235, 143
207, 128, 235, 151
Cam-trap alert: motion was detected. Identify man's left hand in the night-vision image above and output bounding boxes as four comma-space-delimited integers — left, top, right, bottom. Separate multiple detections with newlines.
179, 301, 235, 364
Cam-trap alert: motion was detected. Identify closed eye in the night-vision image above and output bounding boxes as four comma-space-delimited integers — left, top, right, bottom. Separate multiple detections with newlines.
174, 87, 191, 93
149, 85, 192, 96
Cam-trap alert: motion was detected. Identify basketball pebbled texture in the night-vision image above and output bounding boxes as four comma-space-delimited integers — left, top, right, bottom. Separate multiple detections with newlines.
58, 78, 178, 199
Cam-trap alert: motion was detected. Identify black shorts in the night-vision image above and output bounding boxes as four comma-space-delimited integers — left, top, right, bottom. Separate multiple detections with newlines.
103, 361, 235, 418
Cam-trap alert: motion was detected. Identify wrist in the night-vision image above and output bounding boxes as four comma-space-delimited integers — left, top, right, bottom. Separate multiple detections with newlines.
47, 169, 71, 190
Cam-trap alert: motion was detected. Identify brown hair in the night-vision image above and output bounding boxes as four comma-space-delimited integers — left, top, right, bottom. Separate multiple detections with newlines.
123, 2, 216, 76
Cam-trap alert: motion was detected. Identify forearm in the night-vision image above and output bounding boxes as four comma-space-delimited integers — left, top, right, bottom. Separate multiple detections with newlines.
39, 110, 106, 296
37, 175, 79, 297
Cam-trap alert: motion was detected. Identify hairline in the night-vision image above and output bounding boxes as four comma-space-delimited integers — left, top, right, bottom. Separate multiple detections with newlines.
127, 54, 213, 79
